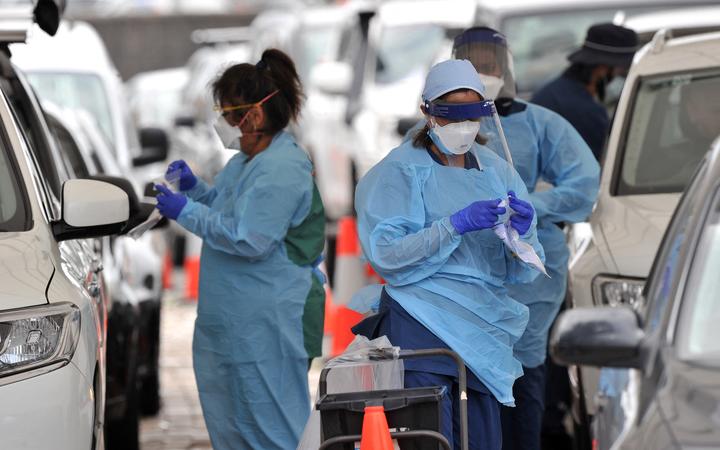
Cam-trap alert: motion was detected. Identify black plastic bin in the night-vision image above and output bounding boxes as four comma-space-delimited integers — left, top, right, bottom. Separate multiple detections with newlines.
317, 386, 447, 450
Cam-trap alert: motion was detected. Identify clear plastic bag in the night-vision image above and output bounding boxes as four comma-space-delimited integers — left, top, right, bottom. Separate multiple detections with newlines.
493, 199, 549, 277
297, 335, 404, 450
127, 169, 181, 240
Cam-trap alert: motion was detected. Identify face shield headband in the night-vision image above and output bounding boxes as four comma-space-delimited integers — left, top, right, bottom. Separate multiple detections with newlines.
453, 28, 517, 99
423, 99, 495, 121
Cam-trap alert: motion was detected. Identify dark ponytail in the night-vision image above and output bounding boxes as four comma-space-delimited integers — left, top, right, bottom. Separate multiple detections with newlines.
212, 48, 304, 134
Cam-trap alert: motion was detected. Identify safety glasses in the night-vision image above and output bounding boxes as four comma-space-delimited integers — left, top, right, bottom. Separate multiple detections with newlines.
213, 90, 279, 123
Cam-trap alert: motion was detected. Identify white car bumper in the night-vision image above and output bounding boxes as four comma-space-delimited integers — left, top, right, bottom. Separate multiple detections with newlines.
0, 362, 95, 450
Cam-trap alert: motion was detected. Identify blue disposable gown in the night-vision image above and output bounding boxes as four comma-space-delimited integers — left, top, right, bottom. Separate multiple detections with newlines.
176, 131, 313, 450
500, 100, 599, 368
404, 101, 599, 368
355, 140, 544, 405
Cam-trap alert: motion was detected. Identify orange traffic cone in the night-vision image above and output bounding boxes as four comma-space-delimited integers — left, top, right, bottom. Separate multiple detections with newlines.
184, 234, 202, 301
360, 406, 394, 450
162, 250, 173, 290
327, 216, 367, 356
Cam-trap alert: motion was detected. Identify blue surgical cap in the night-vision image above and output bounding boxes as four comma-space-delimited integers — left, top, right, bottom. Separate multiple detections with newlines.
422, 59, 486, 102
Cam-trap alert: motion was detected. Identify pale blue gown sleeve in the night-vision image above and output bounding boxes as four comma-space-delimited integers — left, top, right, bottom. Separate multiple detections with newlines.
355, 161, 463, 287
183, 178, 219, 206
529, 113, 600, 223
176, 161, 312, 260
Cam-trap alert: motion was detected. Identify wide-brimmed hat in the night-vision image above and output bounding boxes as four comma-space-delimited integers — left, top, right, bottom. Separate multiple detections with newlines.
568, 23, 639, 68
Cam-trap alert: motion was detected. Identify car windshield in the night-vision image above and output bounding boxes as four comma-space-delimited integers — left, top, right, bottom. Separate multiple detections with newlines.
502, 6, 663, 95
375, 24, 447, 85
678, 189, 720, 360
293, 25, 344, 82
616, 69, 720, 195
0, 137, 28, 232
26, 73, 115, 153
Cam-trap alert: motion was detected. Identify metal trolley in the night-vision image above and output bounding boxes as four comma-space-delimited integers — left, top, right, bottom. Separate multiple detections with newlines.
316, 348, 469, 450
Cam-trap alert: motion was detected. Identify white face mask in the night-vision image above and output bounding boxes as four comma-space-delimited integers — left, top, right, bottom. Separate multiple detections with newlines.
213, 116, 243, 149
428, 119, 481, 155
478, 74, 505, 100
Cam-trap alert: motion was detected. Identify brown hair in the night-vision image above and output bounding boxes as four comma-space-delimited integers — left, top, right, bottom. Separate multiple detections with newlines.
212, 48, 304, 134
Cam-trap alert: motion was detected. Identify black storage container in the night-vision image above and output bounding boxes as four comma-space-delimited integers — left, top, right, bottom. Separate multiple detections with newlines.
317, 386, 447, 450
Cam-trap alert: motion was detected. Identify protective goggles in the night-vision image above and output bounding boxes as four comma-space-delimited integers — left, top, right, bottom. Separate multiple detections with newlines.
214, 90, 279, 118
424, 99, 495, 120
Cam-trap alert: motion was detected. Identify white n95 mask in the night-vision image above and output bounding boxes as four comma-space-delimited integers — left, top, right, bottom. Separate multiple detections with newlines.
478, 74, 505, 100
428, 119, 481, 155
213, 116, 242, 150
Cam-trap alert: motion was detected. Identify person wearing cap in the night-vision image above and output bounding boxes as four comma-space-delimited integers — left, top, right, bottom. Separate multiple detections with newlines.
353, 59, 544, 450
434, 27, 600, 450
532, 23, 639, 161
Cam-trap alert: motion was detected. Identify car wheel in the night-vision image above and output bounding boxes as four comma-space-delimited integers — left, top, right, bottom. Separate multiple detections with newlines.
140, 303, 162, 416
106, 379, 140, 450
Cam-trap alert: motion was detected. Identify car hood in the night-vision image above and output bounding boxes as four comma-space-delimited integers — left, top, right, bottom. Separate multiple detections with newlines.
661, 363, 720, 447
0, 232, 54, 309
597, 193, 680, 276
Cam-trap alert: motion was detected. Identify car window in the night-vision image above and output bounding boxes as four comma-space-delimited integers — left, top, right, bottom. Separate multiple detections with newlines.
643, 161, 707, 333
0, 132, 29, 231
46, 116, 90, 179
677, 184, 720, 360
375, 24, 446, 85
292, 25, 344, 82
616, 69, 720, 195
26, 73, 116, 154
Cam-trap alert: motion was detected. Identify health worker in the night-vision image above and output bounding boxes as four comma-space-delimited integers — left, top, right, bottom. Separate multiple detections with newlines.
353, 58, 544, 450
154, 49, 325, 450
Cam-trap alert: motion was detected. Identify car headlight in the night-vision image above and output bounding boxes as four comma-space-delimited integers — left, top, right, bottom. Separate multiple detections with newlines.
592, 275, 645, 307
0, 303, 81, 385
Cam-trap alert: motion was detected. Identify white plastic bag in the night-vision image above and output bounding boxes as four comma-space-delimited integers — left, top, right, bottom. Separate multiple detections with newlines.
127, 169, 181, 240
297, 336, 404, 450
494, 199, 549, 277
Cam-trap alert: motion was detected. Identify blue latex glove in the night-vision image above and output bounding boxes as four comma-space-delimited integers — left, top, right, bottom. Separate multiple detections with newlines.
508, 191, 534, 235
166, 160, 197, 191
450, 199, 505, 235
155, 184, 187, 220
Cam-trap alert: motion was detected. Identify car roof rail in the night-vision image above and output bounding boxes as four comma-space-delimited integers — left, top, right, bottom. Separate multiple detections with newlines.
650, 28, 673, 54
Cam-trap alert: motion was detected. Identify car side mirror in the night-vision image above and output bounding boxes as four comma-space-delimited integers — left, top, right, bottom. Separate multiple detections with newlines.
174, 115, 196, 128
53, 179, 129, 241
133, 127, 169, 167
309, 61, 353, 96
550, 306, 646, 369
34, 0, 66, 36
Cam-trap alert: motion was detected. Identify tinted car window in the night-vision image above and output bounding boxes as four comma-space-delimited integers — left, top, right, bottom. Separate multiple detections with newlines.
0, 133, 29, 231
643, 161, 707, 333
617, 69, 720, 195
375, 24, 446, 85
678, 185, 720, 360
46, 116, 90, 179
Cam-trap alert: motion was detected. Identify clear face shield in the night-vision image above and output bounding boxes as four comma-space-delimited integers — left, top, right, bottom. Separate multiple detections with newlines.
425, 97, 547, 276
453, 28, 517, 100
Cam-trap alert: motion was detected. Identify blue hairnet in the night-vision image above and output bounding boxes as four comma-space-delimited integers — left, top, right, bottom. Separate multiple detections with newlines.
422, 59, 486, 102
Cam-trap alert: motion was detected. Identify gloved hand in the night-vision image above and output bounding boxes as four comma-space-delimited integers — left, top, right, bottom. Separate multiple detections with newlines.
450, 199, 505, 235
508, 191, 534, 235
166, 160, 197, 191
155, 184, 187, 220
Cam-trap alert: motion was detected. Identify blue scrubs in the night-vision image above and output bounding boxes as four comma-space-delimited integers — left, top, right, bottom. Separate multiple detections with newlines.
176, 131, 314, 450
531, 74, 609, 161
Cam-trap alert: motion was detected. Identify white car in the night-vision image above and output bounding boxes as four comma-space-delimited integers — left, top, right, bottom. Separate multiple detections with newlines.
349, 0, 476, 179
126, 67, 189, 131
473, 0, 720, 98
567, 30, 720, 435
0, 4, 135, 448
